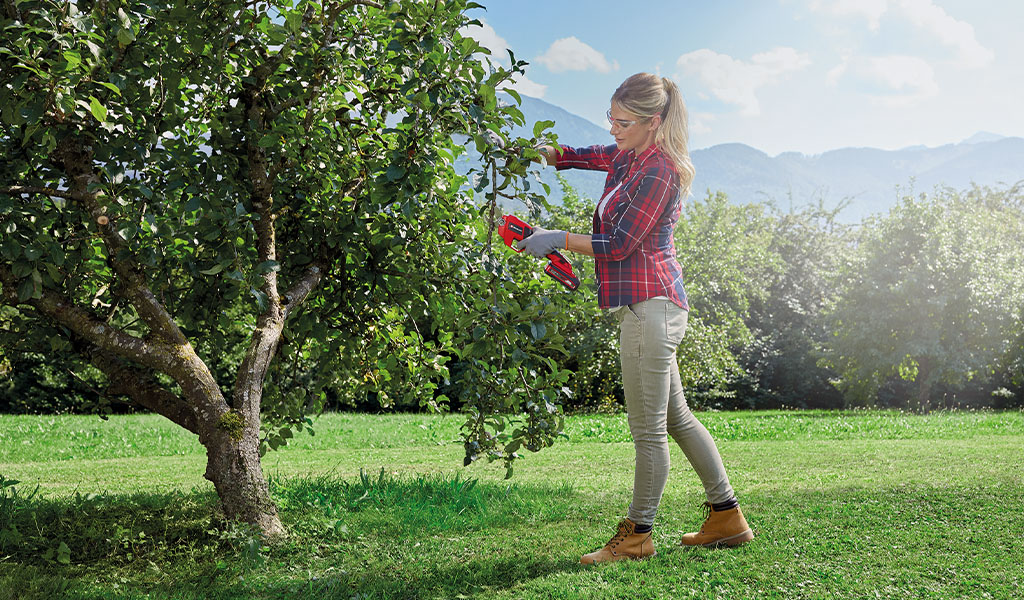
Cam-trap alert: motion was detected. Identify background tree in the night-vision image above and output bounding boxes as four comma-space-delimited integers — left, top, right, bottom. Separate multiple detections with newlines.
0, 0, 569, 536
823, 185, 1024, 411
733, 199, 851, 409
672, 191, 781, 407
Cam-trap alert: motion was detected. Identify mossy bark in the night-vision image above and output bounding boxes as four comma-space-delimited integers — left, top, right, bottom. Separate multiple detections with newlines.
202, 422, 285, 539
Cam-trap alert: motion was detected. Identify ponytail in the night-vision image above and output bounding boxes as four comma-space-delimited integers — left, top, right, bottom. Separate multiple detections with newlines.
656, 78, 695, 198
611, 73, 695, 198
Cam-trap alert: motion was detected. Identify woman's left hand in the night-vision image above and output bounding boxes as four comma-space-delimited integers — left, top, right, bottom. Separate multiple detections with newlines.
516, 226, 566, 258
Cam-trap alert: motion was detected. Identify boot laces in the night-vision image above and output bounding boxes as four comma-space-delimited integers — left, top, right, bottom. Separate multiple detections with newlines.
605, 520, 633, 549
698, 501, 713, 533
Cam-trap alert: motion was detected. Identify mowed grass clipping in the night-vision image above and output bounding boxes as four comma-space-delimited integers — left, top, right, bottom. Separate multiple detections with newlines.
0, 410, 1022, 599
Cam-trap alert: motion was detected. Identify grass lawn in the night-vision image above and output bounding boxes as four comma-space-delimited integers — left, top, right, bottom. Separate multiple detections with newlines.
0, 409, 1022, 599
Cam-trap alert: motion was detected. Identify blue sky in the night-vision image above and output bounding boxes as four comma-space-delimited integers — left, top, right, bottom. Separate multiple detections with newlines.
462, 0, 1024, 156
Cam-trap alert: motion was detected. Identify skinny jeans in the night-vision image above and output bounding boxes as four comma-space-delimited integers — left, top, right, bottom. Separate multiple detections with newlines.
618, 297, 735, 527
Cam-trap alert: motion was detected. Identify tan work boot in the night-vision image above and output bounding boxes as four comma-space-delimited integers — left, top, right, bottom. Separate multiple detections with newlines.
580, 518, 656, 564
680, 502, 754, 548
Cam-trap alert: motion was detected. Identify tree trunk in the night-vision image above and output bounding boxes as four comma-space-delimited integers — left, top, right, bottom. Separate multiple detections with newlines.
202, 424, 285, 538
915, 357, 933, 414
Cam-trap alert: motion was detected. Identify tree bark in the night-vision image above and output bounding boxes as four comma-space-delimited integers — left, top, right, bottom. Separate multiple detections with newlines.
201, 422, 285, 538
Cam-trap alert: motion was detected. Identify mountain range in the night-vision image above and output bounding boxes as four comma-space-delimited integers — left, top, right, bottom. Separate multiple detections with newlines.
504, 95, 1024, 223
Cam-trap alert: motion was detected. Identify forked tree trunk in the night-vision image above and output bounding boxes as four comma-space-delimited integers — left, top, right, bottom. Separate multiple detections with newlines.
204, 311, 291, 538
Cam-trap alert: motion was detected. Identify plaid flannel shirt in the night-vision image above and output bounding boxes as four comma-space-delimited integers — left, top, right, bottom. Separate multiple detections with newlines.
556, 143, 689, 311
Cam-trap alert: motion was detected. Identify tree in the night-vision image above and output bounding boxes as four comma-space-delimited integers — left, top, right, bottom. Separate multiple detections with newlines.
823, 185, 1024, 411
736, 199, 851, 409
0, 0, 568, 536
673, 191, 781, 407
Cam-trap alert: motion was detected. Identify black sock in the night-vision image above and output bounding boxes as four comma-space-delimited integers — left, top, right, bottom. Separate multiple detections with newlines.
712, 497, 739, 512
633, 523, 652, 534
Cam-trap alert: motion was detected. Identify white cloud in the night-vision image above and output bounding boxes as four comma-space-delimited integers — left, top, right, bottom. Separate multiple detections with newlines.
504, 72, 547, 98
896, 0, 993, 68
459, 20, 511, 64
826, 60, 849, 87
690, 112, 716, 136
811, 0, 889, 29
458, 19, 547, 98
535, 37, 619, 74
676, 47, 812, 116
866, 55, 937, 95
831, 54, 939, 106
810, 0, 993, 68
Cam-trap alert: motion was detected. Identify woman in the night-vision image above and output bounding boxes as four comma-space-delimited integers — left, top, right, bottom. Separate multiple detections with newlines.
517, 73, 753, 564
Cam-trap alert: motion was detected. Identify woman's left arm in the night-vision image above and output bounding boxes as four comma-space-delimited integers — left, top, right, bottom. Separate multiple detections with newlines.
566, 232, 596, 257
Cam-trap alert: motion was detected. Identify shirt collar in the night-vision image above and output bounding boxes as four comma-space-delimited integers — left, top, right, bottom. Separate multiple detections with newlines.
626, 143, 661, 174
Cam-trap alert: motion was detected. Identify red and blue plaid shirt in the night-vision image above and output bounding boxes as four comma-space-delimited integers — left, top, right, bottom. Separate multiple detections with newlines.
556, 143, 689, 311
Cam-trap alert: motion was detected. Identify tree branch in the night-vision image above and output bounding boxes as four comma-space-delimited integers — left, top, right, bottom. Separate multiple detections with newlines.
90, 348, 200, 434
49, 136, 189, 347
0, 264, 177, 374
0, 185, 95, 203
282, 264, 324, 319
4, 0, 22, 21
338, 0, 383, 11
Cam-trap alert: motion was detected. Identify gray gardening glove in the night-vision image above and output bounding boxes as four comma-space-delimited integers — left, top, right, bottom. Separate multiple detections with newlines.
516, 226, 565, 258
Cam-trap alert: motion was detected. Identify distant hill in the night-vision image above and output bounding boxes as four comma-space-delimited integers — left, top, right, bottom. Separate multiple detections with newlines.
504, 95, 1024, 223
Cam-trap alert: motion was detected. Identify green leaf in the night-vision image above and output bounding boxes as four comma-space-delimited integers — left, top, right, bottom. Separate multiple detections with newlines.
11, 262, 32, 278
85, 40, 102, 61
479, 84, 496, 111
251, 288, 269, 312
200, 263, 226, 275
56, 542, 72, 565
16, 279, 35, 302
533, 120, 555, 138
0, 238, 20, 260
117, 28, 135, 46
285, 11, 302, 33
258, 134, 278, 148
89, 96, 107, 122
385, 164, 406, 181
97, 81, 122, 96
63, 50, 82, 71
530, 322, 547, 341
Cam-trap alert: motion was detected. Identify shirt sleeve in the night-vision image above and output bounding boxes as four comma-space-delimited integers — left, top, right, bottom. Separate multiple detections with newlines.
591, 165, 680, 262
555, 144, 618, 172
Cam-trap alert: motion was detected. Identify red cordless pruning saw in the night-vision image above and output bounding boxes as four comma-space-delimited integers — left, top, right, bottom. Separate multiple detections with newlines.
497, 214, 580, 291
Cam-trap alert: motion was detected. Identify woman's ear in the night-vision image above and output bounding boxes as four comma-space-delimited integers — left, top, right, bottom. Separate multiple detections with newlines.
648, 114, 662, 131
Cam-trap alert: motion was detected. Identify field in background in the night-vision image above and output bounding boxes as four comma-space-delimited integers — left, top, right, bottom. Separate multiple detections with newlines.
1, 410, 1022, 599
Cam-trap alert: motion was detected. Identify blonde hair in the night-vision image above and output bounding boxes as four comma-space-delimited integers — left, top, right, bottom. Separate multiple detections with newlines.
611, 73, 695, 197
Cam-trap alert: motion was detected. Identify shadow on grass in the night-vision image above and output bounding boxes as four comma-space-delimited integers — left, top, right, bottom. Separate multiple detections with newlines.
0, 471, 583, 600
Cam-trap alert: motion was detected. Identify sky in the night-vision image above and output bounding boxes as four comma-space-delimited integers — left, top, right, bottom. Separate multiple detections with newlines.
461, 0, 1024, 156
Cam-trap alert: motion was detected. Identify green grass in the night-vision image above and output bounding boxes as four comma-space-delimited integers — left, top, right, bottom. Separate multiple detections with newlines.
1, 410, 1022, 599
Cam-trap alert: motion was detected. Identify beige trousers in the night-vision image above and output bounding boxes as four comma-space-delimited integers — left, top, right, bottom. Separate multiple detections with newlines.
617, 297, 735, 526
